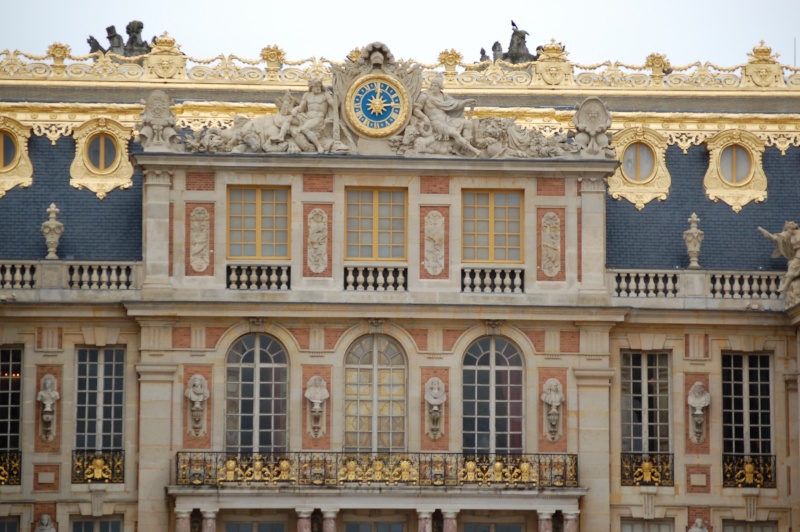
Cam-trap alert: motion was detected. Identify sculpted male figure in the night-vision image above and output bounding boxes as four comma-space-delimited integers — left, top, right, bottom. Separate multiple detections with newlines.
413, 78, 481, 156
291, 79, 336, 153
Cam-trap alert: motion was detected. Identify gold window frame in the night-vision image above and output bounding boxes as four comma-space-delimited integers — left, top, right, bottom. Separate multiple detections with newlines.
703, 129, 767, 213
70, 118, 133, 199
0, 116, 33, 199
461, 189, 524, 264
608, 127, 670, 211
344, 187, 408, 262
226, 186, 292, 260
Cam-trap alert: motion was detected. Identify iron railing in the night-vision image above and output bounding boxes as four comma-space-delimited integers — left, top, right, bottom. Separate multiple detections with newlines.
722, 454, 776, 488
0, 450, 21, 485
72, 449, 125, 484
176, 452, 578, 488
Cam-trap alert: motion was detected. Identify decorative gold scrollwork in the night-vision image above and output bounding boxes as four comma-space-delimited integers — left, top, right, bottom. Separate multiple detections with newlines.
0, 116, 33, 198
609, 127, 670, 210
703, 129, 767, 213
70, 118, 134, 199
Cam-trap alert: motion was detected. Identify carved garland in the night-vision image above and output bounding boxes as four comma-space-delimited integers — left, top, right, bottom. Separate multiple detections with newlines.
0, 116, 33, 198
70, 118, 134, 199
703, 129, 767, 213
608, 127, 670, 210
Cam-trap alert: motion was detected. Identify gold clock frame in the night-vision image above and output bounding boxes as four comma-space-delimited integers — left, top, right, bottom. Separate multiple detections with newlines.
608, 127, 670, 211
345, 73, 410, 139
703, 129, 766, 213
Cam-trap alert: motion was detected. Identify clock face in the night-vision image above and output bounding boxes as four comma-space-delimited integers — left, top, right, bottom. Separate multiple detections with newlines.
345, 74, 410, 138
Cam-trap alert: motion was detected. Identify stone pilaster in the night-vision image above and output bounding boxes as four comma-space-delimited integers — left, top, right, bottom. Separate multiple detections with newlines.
322, 510, 338, 532
578, 177, 608, 304
417, 511, 432, 532
442, 511, 458, 532
142, 169, 173, 296
574, 368, 615, 532
564, 512, 579, 532
136, 363, 178, 532
297, 510, 312, 532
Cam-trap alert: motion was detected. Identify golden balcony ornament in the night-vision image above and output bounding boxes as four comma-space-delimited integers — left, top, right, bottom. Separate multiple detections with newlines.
84, 456, 112, 482
218, 458, 243, 483
459, 459, 479, 484
735, 457, 764, 487
338, 458, 364, 484
391, 457, 419, 484
632, 456, 661, 486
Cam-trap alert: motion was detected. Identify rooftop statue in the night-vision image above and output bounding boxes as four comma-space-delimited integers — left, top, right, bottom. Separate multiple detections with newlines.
181, 43, 612, 160
481, 21, 566, 64
88, 20, 153, 57
759, 221, 800, 307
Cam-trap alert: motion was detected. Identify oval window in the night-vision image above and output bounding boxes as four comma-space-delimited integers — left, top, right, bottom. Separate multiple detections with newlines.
622, 142, 655, 182
0, 130, 18, 171
719, 144, 752, 185
86, 133, 118, 172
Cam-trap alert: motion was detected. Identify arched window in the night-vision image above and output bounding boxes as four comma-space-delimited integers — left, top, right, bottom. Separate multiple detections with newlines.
225, 334, 288, 453
344, 334, 406, 452
462, 336, 523, 455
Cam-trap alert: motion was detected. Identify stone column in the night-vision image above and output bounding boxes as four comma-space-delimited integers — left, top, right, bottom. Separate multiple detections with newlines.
442, 511, 458, 532
417, 511, 432, 532
135, 364, 178, 532
578, 176, 608, 304
574, 369, 615, 532
201, 511, 217, 532
297, 510, 312, 532
175, 511, 191, 532
563, 512, 578, 532
537, 511, 553, 532
322, 510, 338, 532
142, 169, 173, 296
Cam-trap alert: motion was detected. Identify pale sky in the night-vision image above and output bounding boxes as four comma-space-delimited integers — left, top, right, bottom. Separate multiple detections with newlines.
3, 0, 800, 68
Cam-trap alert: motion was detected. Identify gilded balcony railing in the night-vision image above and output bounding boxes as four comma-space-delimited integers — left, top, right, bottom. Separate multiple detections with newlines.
72, 449, 125, 484
0, 450, 21, 485
620, 453, 674, 487
722, 454, 776, 488
176, 452, 578, 488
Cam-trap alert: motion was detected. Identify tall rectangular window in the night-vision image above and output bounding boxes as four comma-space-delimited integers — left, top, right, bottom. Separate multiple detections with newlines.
228, 187, 290, 259
72, 520, 122, 532
226, 524, 284, 532
621, 520, 673, 532
346, 189, 406, 260
462, 191, 522, 263
0, 347, 21, 452
0, 519, 19, 532
345, 524, 403, 532
723, 353, 771, 455
76, 348, 124, 450
621, 352, 670, 453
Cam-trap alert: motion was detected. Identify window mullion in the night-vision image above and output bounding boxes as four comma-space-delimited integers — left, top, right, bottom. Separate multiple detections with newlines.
641, 357, 649, 451
488, 195, 495, 262
373, 193, 379, 261
742, 356, 750, 454
253, 336, 261, 450
489, 337, 496, 454
96, 351, 105, 449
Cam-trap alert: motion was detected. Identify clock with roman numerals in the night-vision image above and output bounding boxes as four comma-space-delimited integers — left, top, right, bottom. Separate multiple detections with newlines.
345, 73, 410, 138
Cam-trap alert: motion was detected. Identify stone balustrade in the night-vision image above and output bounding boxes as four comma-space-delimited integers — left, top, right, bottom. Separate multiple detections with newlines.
227, 264, 291, 290
608, 269, 782, 302
345, 266, 407, 291
462, 268, 524, 293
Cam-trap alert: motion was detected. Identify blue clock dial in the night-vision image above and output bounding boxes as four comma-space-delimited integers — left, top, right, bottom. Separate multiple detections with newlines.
346, 74, 410, 138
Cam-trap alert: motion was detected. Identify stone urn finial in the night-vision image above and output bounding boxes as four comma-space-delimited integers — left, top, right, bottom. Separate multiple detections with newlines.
41, 203, 64, 260
683, 213, 704, 269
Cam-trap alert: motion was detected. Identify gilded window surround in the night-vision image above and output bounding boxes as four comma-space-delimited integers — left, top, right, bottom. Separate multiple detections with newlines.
70, 118, 134, 199
0, 115, 33, 198
608, 127, 670, 211
703, 129, 767, 213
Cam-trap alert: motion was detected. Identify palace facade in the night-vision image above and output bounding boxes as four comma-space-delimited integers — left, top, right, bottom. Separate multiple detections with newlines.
0, 25, 798, 532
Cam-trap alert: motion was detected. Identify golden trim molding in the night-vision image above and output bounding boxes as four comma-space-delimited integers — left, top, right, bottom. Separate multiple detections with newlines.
703, 129, 767, 213
0, 116, 33, 198
69, 118, 134, 199
608, 127, 670, 210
